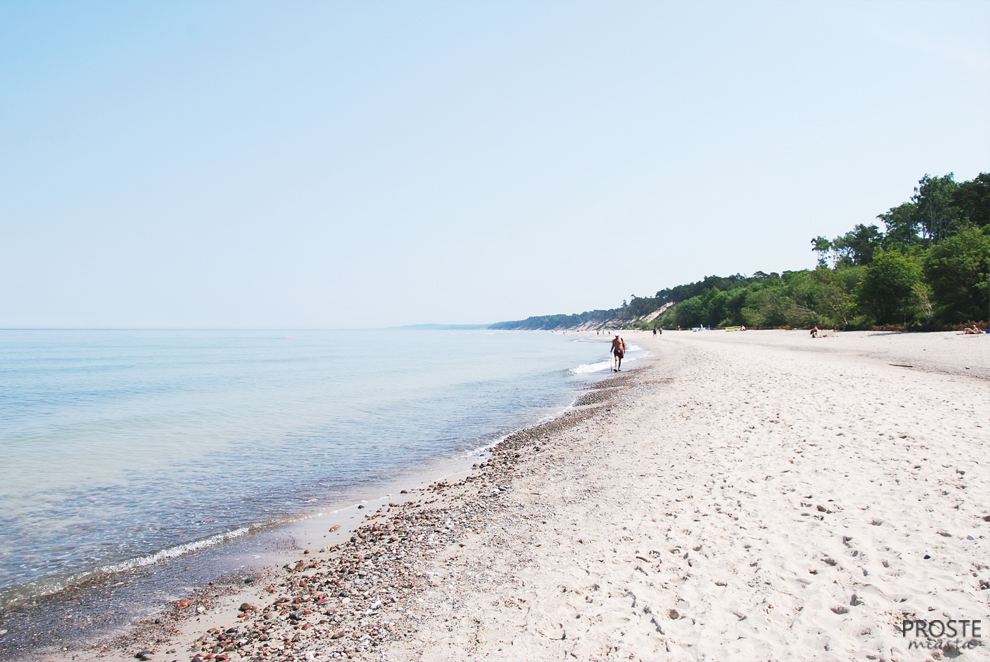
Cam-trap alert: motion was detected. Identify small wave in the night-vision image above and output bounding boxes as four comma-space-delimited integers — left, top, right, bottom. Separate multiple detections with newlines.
99, 527, 252, 574
568, 360, 612, 375
0, 526, 255, 609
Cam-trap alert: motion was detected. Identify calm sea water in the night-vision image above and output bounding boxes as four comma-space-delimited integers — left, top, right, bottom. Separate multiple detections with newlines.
0, 329, 632, 606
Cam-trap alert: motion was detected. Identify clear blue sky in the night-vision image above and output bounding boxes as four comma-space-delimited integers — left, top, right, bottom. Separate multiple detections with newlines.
2, 1, 988, 328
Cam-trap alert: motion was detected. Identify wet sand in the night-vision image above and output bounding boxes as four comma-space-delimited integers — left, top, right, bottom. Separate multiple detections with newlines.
30, 330, 990, 661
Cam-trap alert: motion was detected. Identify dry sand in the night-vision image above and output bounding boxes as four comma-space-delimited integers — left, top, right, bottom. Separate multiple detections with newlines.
50, 330, 990, 662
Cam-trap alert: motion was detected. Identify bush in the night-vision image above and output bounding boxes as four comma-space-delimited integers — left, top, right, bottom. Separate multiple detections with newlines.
741, 286, 793, 328
857, 250, 923, 325
923, 227, 990, 323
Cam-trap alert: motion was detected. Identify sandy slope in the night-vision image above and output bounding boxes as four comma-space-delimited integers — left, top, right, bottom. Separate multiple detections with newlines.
377, 330, 989, 661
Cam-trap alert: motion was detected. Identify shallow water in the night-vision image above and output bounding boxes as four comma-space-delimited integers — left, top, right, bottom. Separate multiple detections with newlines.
0, 329, 633, 607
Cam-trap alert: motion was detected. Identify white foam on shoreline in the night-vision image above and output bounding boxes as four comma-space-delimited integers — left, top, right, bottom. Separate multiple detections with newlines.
0, 526, 258, 609
569, 360, 612, 374
98, 526, 253, 575
568, 342, 647, 374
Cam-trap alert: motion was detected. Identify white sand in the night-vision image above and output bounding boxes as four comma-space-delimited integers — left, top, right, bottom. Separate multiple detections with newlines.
377, 330, 989, 661
50, 330, 989, 662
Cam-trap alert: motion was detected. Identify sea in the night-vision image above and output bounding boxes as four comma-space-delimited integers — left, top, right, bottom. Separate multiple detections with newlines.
0, 329, 642, 616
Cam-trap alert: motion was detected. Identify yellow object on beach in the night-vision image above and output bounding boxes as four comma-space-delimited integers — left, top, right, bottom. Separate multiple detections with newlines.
724, 326, 742, 332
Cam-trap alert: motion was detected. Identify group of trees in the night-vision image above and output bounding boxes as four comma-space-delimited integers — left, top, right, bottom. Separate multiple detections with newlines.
493, 172, 988, 332
812, 173, 989, 268
623, 274, 777, 317
488, 308, 617, 330
655, 172, 989, 330
490, 274, 780, 329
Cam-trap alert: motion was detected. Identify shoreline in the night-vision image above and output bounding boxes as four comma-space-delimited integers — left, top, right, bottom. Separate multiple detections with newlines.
0, 440, 503, 661
1, 338, 621, 662
0, 328, 617, 623
18, 329, 990, 661
76, 381, 632, 662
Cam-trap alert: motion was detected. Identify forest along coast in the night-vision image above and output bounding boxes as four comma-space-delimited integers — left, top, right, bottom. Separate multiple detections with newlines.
492, 172, 990, 333
47, 330, 989, 662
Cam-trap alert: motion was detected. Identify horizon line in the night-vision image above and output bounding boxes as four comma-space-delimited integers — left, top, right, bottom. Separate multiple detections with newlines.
0, 325, 500, 331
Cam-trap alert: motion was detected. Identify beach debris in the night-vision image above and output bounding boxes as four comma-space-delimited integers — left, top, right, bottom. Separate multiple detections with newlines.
237, 602, 255, 612
134, 650, 154, 660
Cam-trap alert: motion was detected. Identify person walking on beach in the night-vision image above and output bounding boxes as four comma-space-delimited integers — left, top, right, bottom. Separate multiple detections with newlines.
611, 334, 626, 372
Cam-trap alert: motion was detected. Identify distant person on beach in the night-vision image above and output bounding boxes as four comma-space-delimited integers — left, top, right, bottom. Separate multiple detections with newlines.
960, 325, 982, 335
810, 326, 819, 338
653, 328, 657, 336
611, 334, 626, 372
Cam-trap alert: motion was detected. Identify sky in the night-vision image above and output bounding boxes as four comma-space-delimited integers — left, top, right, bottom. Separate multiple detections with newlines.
1, 1, 988, 329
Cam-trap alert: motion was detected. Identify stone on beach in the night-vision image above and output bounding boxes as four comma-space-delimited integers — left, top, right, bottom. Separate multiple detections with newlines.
64, 330, 989, 662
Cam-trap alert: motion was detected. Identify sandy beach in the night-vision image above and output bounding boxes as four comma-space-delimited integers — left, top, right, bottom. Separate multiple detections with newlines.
45, 330, 989, 662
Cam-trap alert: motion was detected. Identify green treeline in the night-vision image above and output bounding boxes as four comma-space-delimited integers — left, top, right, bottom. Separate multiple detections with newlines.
654, 172, 989, 330
493, 172, 989, 331
489, 274, 786, 329
488, 309, 618, 330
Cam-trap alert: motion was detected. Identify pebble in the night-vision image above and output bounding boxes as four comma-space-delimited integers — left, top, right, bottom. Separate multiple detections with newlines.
167, 397, 610, 660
